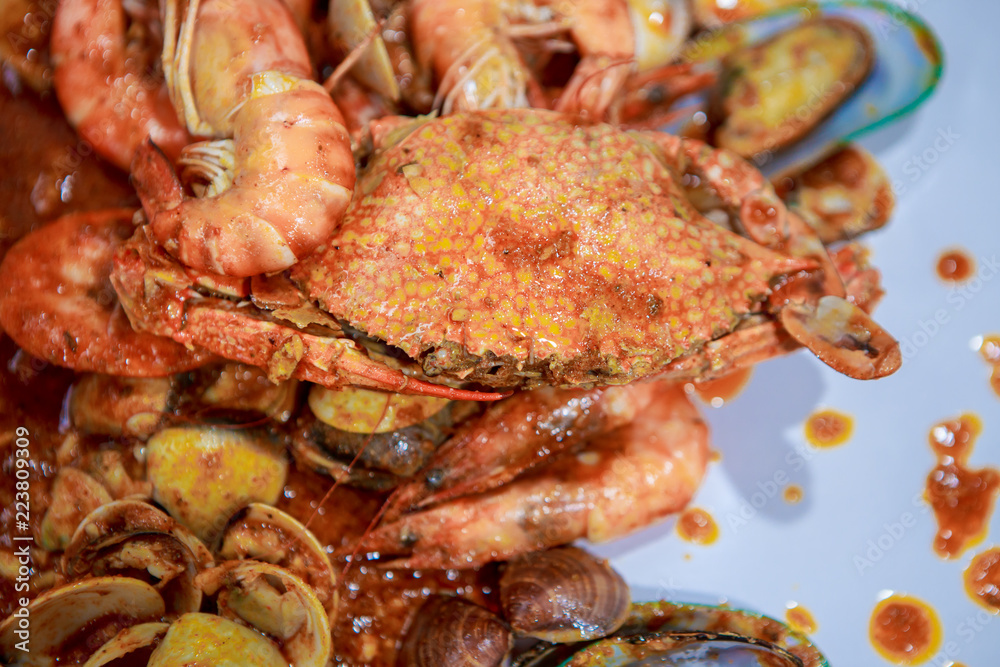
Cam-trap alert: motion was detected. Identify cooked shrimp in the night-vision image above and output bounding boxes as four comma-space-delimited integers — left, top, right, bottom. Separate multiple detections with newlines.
51, 0, 191, 171
409, 0, 691, 119
136, 0, 354, 277
383, 382, 662, 520
0, 209, 212, 376
354, 383, 709, 569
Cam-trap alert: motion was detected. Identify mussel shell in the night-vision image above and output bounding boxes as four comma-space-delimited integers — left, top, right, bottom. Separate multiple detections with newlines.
511, 601, 829, 667
215, 503, 338, 614
0, 577, 166, 666
500, 546, 631, 643
556, 631, 804, 666
672, 0, 943, 176
197, 560, 332, 667
397, 596, 512, 667
62, 500, 214, 615
710, 17, 875, 159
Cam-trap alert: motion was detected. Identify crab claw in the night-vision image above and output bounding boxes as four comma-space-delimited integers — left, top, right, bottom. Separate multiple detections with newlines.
780, 295, 901, 380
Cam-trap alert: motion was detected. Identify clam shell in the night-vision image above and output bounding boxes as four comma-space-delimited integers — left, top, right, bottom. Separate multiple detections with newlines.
397, 596, 512, 667
216, 503, 338, 614
0, 577, 165, 666
62, 500, 214, 615
775, 143, 894, 243
147, 613, 287, 667
197, 560, 332, 667
82, 622, 169, 667
38, 467, 112, 552
145, 426, 288, 542
68, 373, 172, 438
500, 546, 631, 643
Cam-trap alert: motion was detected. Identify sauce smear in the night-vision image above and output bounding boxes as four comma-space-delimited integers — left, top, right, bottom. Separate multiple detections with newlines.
804, 409, 853, 448
935, 248, 974, 282
976, 334, 1000, 398
869, 594, 941, 665
676, 508, 719, 545
785, 603, 817, 634
689, 367, 753, 407
964, 547, 1000, 611
925, 414, 1000, 558
783, 484, 804, 504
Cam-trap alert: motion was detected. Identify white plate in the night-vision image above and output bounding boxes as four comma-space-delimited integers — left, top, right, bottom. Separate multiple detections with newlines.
593, 2, 1000, 664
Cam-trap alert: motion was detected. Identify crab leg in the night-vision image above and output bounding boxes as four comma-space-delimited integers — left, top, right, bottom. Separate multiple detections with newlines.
350, 383, 709, 569
110, 230, 509, 401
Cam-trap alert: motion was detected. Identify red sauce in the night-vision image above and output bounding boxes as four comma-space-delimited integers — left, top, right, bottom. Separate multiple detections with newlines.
690, 367, 753, 407
783, 484, 804, 504
676, 507, 719, 545
785, 603, 817, 634
926, 414, 1000, 559
977, 334, 1000, 398
935, 248, 975, 282
869, 594, 942, 665
804, 409, 853, 448
964, 547, 1000, 611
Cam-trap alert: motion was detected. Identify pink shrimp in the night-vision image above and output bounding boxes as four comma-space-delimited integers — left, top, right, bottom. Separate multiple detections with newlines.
51, 0, 191, 172
134, 0, 354, 277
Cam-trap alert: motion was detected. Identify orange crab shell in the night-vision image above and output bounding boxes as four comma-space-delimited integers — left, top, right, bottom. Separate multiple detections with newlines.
292, 110, 810, 388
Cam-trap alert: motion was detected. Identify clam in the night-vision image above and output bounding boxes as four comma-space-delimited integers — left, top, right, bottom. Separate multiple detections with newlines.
500, 546, 631, 643
68, 373, 173, 438
144, 425, 288, 542
62, 500, 214, 615
215, 503, 338, 614
674, 0, 943, 175
0, 577, 166, 666
196, 560, 333, 667
38, 467, 112, 552
397, 596, 512, 667
328, 0, 400, 101
291, 386, 475, 489
192, 362, 299, 423
775, 143, 894, 243
146, 613, 288, 667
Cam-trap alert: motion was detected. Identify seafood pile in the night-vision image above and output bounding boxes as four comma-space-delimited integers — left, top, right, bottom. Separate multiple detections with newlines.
0, 0, 941, 664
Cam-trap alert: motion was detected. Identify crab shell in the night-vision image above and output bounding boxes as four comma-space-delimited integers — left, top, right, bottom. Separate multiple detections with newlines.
291, 109, 810, 389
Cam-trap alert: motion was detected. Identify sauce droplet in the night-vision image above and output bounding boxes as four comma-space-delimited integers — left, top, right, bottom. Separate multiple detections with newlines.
689, 367, 753, 407
676, 507, 719, 545
869, 594, 942, 665
976, 334, 1000, 398
964, 547, 1000, 611
785, 603, 817, 634
935, 248, 975, 282
925, 414, 1000, 559
804, 409, 853, 448
784, 484, 804, 504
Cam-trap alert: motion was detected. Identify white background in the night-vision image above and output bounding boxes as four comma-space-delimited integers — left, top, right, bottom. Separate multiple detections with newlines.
594, 1, 1000, 664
